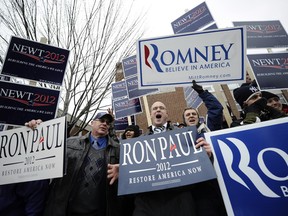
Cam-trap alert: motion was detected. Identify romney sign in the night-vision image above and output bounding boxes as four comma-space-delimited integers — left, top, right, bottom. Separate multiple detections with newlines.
137, 27, 246, 89
205, 117, 288, 216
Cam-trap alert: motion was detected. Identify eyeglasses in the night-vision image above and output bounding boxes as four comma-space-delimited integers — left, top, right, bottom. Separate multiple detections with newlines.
152, 106, 166, 111
95, 118, 111, 125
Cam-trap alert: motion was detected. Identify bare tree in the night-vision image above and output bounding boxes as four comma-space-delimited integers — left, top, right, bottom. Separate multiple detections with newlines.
0, 0, 145, 134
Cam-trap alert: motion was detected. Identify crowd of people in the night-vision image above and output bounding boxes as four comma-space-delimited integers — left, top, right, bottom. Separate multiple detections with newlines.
1, 80, 287, 216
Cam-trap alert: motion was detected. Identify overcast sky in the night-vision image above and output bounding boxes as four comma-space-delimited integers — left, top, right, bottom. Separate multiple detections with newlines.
133, 0, 288, 40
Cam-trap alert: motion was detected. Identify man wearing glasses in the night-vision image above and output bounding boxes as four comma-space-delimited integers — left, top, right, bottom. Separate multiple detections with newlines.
38, 112, 121, 216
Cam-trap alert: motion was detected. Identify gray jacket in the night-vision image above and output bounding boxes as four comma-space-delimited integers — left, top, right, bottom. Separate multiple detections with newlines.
43, 132, 120, 216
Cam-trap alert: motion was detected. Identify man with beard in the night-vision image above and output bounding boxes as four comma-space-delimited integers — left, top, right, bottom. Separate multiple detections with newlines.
132, 101, 213, 216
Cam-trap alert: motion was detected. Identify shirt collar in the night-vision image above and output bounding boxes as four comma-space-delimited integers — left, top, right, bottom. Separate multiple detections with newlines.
152, 122, 167, 132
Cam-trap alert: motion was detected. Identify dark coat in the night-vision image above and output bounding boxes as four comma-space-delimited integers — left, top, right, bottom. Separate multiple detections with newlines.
134, 122, 196, 216
0, 180, 49, 216
137, 121, 227, 216
198, 90, 223, 131
43, 132, 120, 216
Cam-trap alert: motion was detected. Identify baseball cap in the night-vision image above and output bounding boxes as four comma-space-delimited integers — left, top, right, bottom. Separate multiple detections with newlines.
93, 112, 113, 123
233, 85, 259, 108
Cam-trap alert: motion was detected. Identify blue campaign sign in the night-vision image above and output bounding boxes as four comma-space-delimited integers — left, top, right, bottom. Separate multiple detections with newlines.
233, 20, 288, 48
171, 2, 214, 34
183, 86, 203, 108
122, 55, 137, 78
247, 52, 288, 90
126, 76, 158, 99
118, 126, 217, 195
111, 81, 128, 101
1, 36, 69, 85
204, 118, 288, 216
113, 97, 142, 119
0, 80, 60, 126
114, 116, 135, 131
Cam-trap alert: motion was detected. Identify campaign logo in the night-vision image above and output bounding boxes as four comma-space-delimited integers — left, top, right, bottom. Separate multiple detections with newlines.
246, 24, 283, 34
0, 88, 56, 107
11, 42, 67, 64
114, 98, 139, 108
217, 137, 287, 198
173, 5, 207, 29
250, 57, 288, 70
143, 43, 233, 73
112, 82, 127, 91
123, 57, 137, 66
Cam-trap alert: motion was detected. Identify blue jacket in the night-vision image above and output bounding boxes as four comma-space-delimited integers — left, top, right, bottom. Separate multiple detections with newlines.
0, 180, 49, 216
198, 90, 223, 131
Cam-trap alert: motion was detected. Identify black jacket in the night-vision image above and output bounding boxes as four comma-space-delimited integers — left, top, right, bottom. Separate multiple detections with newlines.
43, 132, 120, 216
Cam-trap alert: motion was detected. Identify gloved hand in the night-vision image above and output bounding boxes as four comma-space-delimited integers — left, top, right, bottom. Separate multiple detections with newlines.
192, 80, 204, 94
264, 105, 286, 119
244, 97, 267, 114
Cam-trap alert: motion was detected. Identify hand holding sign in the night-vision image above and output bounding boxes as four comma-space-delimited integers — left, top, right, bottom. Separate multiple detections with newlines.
25, 119, 43, 129
195, 137, 212, 158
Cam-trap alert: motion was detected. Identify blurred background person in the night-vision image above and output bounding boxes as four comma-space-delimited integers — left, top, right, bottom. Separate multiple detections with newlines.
121, 125, 141, 139
261, 91, 288, 114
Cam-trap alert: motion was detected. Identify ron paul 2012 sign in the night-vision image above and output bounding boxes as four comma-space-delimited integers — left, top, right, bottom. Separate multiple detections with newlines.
0, 116, 66, 185
118, 126, 216, 195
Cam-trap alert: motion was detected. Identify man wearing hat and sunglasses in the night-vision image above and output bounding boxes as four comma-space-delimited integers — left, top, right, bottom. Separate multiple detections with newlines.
32, 111, 122, 216
231, 83, 286, 126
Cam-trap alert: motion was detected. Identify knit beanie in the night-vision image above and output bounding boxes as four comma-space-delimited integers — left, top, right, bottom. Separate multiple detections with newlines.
233, 85, 259, 108
122, 125, 140, 139
261, 91, 279, 100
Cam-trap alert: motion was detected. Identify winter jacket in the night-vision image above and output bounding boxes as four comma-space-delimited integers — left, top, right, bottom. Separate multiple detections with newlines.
133, 122, 195, 216
43, 132, 120, 216
198, 90, 223, 131
142, 121, 227, 216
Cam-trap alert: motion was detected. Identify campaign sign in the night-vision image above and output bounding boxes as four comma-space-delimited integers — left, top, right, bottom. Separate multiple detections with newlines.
171, 2, 214, 34
204, 118, 288, 216
112, 81, 128, 101
118, 126, 217, 195
126, 76, 158, 99
233, 20, 288, 48
183, 86, 203, 108
0, 80, 60, 126
1, 36, 69, 85
113, 97, 142, 119
122, 55, 138, 78
114, 116, 135, 131
137, 27, 246, 89
0, 116, 66, 185
247, 52, 288, 90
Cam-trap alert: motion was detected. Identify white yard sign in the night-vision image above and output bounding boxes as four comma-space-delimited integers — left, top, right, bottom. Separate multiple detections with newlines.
137, 27, 246, 89
0, 116, 66, 185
